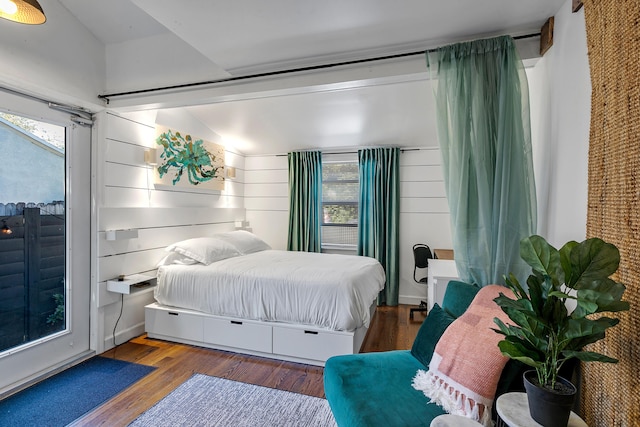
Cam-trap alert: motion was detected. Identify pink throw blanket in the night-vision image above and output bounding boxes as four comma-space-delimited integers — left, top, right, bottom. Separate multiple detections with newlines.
412, 285, 514, 426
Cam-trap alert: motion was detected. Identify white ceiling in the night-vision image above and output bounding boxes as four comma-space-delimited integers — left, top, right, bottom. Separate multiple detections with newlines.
58, 0, 565, 155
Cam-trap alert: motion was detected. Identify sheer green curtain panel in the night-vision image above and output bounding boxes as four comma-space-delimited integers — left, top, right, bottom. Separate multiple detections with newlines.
287, 151, 323, 252
357, 147, 400, 305
428, 35, 537, 286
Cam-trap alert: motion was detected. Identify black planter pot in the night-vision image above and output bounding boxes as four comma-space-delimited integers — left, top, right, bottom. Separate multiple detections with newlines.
523, 370, 577, 427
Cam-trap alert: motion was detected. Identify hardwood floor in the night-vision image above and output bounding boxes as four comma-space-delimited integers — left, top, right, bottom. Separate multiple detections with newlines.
70, 305, 426, 427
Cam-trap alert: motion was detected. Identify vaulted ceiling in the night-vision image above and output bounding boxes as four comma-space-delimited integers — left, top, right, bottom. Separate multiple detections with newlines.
58, 0, 565, 155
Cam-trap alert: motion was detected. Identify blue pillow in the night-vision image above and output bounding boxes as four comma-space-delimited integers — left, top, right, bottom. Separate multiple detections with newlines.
410, 304, 455, 368
441, 280, 480, 318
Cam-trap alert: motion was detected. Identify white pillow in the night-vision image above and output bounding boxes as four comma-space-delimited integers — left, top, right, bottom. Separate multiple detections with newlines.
166, 237, 241, 265
214, 230, 271, 255
156, 251, 200, 267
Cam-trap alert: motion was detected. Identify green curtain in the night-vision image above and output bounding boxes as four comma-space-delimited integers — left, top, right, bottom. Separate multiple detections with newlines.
357, 147, 400, 305
428, 35, 537, 286
287, 151, 322, 252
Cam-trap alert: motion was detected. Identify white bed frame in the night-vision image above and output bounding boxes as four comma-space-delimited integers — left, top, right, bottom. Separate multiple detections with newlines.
144, 302, 376, 366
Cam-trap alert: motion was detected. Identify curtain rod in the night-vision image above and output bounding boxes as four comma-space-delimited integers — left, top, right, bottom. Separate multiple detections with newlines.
98, 33, 540, 102
275, 148, 424, 157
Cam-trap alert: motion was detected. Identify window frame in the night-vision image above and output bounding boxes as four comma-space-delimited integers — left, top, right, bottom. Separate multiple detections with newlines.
321, 158, 359, 250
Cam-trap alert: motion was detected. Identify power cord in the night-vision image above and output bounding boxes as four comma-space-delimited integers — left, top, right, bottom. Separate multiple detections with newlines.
112, 293, 124, 347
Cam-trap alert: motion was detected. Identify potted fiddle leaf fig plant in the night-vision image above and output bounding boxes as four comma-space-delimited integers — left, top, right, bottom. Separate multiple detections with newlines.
493, 235, 629, 427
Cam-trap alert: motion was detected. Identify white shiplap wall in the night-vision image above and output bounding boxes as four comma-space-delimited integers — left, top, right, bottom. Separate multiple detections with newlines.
93, 111, 246, 353
398, 148, 452, 304
245, 155, 290, 250
245, 148, 452, 305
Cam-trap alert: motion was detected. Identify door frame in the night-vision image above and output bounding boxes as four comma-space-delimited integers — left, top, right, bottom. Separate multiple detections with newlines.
0, 89, 93, 397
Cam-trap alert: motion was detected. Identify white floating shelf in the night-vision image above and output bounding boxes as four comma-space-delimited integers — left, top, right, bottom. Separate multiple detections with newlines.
106, 273, 155, 294
105, 229, 139, 241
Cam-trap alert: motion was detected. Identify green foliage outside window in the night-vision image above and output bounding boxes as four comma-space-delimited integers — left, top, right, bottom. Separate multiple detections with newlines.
46, 293, 65, 325
324, 205, 358, 224
322, 162, 358, 226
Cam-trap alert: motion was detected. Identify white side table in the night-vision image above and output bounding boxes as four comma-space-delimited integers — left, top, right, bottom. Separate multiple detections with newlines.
430, 414, 483, 426
496, 392, 588, 427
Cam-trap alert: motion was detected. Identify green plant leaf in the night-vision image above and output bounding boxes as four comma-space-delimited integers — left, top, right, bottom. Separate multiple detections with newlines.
494, 294, 539, 326
505, 306, 546, 334
520, 235, 563, 284
494, 294, 531, 311
493, 318, 511, 336
549, 290, 572, 299
575, 279, 629, 313
567, 238, 620, 289
561, 317, 621, 352
576, 298, 599, 315
494, 314, 549, 353
563, 350, 619, 363
601, 300, 631, 312
542, 296, 567, 327
504, 334, 547, 355
518, 328, 549, 352
501, 307, 531, 329
504, 273, 528, 300
498, 340, 543, 368
526, 275, 545, 316
559, 240, 578, 286
568, 333, 606, 351
563, 317, 618, 340
494, 320, 520, 338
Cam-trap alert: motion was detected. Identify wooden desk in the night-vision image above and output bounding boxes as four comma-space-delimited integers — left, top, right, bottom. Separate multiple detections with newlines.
434, 249, 454, 260
427, 258, 459, 310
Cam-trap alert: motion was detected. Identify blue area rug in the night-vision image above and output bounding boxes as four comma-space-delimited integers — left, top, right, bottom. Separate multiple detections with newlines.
0, 356, 155, 427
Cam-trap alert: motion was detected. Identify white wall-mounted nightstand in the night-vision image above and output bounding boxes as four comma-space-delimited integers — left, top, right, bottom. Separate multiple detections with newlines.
106, 273, 156, 295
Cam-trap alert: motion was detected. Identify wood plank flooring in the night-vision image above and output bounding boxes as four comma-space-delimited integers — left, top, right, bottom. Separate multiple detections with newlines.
70, 305, 426, 427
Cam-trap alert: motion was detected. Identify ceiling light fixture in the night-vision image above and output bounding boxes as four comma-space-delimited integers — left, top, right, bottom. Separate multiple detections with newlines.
0, 0, 46, 25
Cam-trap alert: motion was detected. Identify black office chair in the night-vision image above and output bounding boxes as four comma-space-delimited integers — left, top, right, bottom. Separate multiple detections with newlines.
410, 244, 435, 320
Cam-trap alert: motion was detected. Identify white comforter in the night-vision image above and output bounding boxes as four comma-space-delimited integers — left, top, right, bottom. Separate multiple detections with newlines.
155, 250, 385, 331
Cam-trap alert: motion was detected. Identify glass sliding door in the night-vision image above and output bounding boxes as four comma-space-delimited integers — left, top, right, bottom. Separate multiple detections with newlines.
0, 112, 67, 352
0, 90, 91, 395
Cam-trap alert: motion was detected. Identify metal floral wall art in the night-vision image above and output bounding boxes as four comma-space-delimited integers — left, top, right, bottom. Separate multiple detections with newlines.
154, 125, 225, 191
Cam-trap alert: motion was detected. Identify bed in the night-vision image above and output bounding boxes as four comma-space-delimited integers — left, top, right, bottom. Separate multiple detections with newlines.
144, 231, 386, 366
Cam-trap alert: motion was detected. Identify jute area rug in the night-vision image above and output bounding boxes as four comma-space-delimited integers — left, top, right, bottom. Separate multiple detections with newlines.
128, 374, 337, 427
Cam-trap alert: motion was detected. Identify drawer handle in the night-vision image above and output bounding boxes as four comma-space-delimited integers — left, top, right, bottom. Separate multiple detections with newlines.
230, 320, 243, 325
304, 330, 319, 335
168, 312, 179, 316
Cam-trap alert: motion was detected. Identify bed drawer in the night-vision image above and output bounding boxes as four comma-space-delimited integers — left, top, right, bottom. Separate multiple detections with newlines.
203, 317, 272, 353
272, 326, 354, 362
145, 305, 204, 342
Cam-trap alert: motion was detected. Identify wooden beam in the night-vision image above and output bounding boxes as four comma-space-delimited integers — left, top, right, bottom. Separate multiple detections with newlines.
540, 17, 555, 56
573, 0, 584, 12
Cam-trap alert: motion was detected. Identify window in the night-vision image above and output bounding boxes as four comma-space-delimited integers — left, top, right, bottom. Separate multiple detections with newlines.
322, 159, 358, 248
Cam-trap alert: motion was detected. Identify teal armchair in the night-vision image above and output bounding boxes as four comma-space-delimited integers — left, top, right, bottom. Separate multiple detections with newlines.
323, 281, 525, 427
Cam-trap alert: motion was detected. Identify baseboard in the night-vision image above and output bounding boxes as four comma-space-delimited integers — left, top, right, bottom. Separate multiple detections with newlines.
102, 322, 145, 351
399, 295, 427, 306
